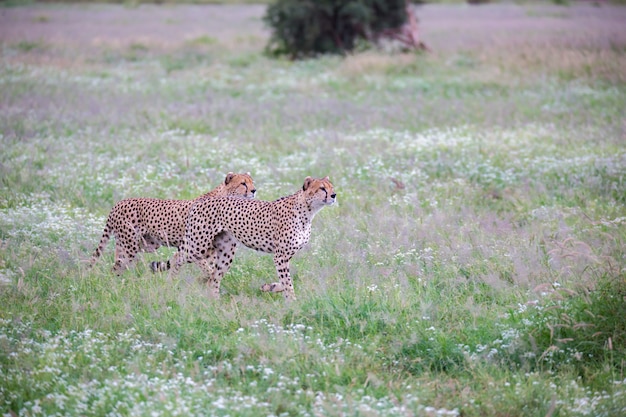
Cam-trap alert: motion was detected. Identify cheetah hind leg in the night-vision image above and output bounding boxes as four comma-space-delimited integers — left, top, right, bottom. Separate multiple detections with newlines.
112, 243, 136, 275
111, 223, 141, 275
205, 233, 239, 298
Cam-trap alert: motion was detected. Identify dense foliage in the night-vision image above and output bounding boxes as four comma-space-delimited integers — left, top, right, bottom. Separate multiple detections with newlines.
263, 0, 408, 57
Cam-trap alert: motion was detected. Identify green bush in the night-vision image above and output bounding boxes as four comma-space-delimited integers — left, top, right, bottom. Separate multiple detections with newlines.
263, 0, 408, 58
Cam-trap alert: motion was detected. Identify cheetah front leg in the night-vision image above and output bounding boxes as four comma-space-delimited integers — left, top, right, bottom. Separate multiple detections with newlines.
261, 253, 296, 300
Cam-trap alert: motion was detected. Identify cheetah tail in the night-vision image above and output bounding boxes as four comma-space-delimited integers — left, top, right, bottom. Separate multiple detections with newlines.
150, 259, 171, 273
90, 225, 111, 267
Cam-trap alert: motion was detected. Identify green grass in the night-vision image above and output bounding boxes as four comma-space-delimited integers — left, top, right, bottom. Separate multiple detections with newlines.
1, 3, 626, 416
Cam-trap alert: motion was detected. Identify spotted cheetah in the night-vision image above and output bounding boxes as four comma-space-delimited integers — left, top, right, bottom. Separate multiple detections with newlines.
165, 176, 336, 300
90, 172, 256, 274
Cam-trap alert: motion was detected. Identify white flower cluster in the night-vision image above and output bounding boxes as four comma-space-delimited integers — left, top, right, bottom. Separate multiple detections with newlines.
0, 200, 104, 246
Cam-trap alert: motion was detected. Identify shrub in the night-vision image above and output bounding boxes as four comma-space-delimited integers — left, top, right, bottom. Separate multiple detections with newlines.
263, 0, 408, 58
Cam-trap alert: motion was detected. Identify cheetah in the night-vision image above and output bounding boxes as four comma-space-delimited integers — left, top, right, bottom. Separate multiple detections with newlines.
166, 176, 336, 300
90, 172, 256, 274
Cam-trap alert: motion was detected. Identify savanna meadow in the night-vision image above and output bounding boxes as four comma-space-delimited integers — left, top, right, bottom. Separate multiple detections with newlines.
1, 1, 626, 416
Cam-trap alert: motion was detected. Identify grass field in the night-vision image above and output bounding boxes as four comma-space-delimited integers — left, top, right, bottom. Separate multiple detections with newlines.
1, 2, 626, 416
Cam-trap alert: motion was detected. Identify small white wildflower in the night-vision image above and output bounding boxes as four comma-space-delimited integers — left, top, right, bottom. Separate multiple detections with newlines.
31, 400, 42, 414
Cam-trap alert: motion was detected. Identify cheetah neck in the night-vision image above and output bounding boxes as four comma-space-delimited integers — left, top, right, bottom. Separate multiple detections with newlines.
291, 191, 323, 221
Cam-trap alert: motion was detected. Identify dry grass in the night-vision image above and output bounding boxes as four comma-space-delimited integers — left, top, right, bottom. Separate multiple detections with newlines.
339, 52, 419, 76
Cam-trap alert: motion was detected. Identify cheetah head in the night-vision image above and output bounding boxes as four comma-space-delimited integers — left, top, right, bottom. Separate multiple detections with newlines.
302, 176, 336, 210
223, 172, 256, 199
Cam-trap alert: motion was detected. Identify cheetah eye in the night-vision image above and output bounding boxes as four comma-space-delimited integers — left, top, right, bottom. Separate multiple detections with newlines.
320, 187, 326, 192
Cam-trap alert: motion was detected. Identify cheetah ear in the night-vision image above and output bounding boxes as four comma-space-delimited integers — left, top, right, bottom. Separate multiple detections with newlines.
225, 172, 235, 185
302, 176, 314, 191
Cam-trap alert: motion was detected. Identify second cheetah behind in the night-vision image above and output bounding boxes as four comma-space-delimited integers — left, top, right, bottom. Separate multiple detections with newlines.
90, 172, 256, 274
